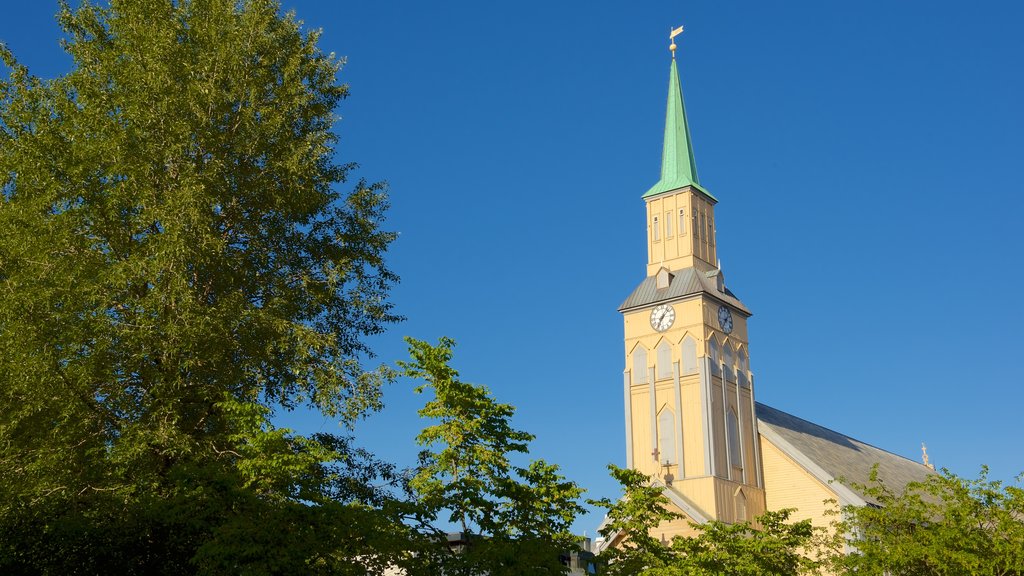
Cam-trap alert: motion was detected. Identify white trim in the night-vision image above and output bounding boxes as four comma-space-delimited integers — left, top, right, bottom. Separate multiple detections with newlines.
720, 358, 729, 480
749, 374, 763, 489
649, 367, 657, 463
735, 377, 747, 484
757, 422, 867, 508
700, 357, 713, 476
623, 369, 633, 468
673, 361, 684, 476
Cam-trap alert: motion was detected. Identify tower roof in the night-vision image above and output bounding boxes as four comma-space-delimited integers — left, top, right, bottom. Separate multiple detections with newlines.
643, 58, 715, 200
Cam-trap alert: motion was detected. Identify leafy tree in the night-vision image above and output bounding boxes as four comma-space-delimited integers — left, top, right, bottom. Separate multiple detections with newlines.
594, 465, 827, 576
663, 509, 826, 576
833, 466, 1024, 576
399, 336, 586, 576
0, 0, 404, 572
589, 465, 682, 576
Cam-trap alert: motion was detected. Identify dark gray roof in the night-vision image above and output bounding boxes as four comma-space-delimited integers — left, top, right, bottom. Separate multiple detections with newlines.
757, 402, 934, 506
618, 267, 751, 314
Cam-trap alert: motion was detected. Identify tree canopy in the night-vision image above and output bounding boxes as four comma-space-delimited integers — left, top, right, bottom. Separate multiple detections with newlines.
834, 466, 1024, 576
400, 336, 586, 576
0, 0, 403, 572
592, 465, 828, 576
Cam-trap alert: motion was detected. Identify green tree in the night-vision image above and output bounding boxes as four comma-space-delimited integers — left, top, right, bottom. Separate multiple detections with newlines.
833, 466, 1024, 576
399, 337, 586, 576
589, 465, 682, 576
0, 0, 404, 572
594, 465, 827, 576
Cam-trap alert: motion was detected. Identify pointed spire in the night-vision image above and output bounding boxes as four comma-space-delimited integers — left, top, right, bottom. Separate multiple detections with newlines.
643, 51, 713, 199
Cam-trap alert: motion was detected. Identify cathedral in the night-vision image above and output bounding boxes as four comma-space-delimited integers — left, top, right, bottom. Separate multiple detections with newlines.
604, 30, 933, 542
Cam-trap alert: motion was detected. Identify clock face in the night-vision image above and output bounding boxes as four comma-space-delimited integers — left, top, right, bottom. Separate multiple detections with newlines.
717, 305, 734, 334
650, 304, 675, 332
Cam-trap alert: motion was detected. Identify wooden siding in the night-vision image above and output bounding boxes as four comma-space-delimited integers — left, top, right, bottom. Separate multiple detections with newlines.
760, 434, 839, 529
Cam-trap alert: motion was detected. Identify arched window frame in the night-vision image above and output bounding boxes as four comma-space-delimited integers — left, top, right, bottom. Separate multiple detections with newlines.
727, 408, 742, 469
735, 489, 747, 522
737, 347, 749, 387
708, 337, 721, 376
656, 340, 673, 380
681, 336, 698, 374
632, 345, 648, 385
724, 342, 736, 382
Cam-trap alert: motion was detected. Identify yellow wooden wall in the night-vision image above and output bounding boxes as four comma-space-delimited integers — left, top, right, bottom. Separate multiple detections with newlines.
759, 436, 839, 529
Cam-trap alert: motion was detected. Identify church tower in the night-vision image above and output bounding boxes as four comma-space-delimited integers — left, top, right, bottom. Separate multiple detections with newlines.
618, 28, 766, 528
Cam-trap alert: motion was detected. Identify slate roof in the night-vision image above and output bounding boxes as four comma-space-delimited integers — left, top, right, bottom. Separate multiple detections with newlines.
757, 402, 934, 506
618, 267, 751, 315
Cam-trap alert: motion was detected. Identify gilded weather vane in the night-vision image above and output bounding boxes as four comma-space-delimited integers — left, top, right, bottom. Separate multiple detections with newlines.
669, 25, 684, 57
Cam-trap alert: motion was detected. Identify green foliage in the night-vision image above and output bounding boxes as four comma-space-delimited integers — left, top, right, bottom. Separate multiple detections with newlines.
834, 466, 1024, 576
663, 508, 825, 576
589, 465, 682, 575
0, 0, 403, 572
400, 337, 586, 576
594, 465, 826, 576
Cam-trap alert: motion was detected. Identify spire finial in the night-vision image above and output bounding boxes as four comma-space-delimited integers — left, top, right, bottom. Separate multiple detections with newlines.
669, 25, 684, 58
921, 442, 935, 470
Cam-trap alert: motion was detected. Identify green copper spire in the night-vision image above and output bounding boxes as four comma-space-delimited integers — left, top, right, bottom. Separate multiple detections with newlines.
643, 57, 714, 199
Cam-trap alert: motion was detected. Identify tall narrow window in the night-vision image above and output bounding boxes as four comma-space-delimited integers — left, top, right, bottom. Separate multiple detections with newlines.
700, 213, 707, 245
656, 341, 673, 379
692, 209, 699, 240
709, 338, 720, 376
735, 490, 747, 522
724, 343, 735, 381
632, 346, 648, 385
653, 216, 660, 241
658, 409, 678, 465
727, 408, 742, 469
679, 209, 687, 235
665, 211, 673, 237
738, 348, 749, 387
681, 336, 698, 374
708, 217, 715, 247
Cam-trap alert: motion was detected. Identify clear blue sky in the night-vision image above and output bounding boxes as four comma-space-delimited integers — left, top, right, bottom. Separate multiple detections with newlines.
3, 1, 1022, 534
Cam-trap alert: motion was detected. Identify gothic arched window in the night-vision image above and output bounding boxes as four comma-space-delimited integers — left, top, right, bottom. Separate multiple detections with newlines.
656, 340, 673, 379
738, 348, 749, 387
632, 346, 648, 385
681, 336, 698, 374
724, 343, 736, 381
709, 338, 721, 375
727, 408, 742, 469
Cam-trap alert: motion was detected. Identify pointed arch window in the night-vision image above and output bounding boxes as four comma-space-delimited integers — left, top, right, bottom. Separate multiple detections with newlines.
681, 336, 698, 374
738, 348, 749, 387
708, 338, 721, 376
679, 209, 687, 236
727, 408, 742, 469
724, 343, 736, 382
656, 341, 673, 379
658, 408, 678, 465
665, 211, 673, 237
632, 346, 648, 385
653, 216, 660, 241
